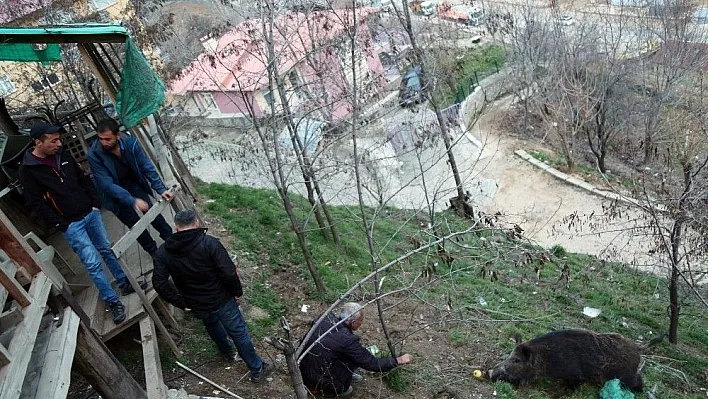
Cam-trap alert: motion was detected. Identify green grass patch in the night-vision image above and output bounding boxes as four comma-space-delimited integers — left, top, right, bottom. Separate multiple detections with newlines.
196, 182, 707, 398
435, 44, 506, 107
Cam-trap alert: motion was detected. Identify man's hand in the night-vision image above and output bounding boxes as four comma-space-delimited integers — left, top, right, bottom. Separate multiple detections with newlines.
184, 307, 191, 312
396, 354, 413, 365
161, 191, 175, 201
235, 296, 243, 305
134, 198, 149, 212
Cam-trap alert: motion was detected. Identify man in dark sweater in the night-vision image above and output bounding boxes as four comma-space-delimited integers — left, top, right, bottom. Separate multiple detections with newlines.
19, 123, 132, 324
152, 209, 273, 383
300, 303, 414, 397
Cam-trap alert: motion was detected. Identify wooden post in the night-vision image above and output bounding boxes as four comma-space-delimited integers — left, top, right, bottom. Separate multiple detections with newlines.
74, 321, 147, 399
116, 257, 179, 356
139, 317, 167, 399
0, 209, 67, 288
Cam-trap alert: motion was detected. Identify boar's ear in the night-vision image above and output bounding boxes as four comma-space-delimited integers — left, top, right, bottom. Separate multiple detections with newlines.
518, 344, 532, 362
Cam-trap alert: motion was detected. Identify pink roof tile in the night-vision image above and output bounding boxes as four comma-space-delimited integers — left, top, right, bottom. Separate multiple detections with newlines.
169, 8, 376, 95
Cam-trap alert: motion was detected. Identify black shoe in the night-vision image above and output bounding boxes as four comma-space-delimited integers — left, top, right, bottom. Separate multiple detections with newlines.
120, 280, 148, 296
351, 373, 363, 383
250, 362, 274, 383
109, 301, 126, 324
220, 351, 241, 363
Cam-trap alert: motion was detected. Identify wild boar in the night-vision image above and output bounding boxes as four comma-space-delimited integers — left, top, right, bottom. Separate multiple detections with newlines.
488, 329, 662, 392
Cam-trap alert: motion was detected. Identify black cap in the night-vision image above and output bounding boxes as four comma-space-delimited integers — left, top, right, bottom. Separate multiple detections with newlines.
29, 123, 63, 140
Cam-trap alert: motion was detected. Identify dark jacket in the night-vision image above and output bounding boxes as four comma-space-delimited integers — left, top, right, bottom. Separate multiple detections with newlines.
152, 228, 242, 312
299, 313, 399, 395
87, 135, 167, 214
19, 147, 100, 231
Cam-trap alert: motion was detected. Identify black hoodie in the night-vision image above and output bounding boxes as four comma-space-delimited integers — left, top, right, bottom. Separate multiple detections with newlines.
152, 228, 243, 312
19, 147, 101, 231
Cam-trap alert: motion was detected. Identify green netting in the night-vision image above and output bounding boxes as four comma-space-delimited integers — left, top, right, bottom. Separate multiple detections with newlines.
115, 38, 166, 128
0, 43, 61, 64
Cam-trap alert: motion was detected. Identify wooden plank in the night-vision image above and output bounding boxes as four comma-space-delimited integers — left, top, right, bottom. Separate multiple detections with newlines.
0, 344, 11, 367
111, 186, 179, 259
139, 317, 167, 399
18, 314, 54, 398
0, 260, 17, 309
114, 258, 179, 356
74, 321, 148, 399
0, 210, 67, 289
76, 286, 101, 328
153, 297, 178, 330
0, 263, 30, 308
100, 290, 158, 341
0, 273, 52, 398
33, 308, 81, 399
0, 308, 24, 332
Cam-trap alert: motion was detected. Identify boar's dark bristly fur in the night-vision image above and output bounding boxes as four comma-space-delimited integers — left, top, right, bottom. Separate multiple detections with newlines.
489, 329, 662, 392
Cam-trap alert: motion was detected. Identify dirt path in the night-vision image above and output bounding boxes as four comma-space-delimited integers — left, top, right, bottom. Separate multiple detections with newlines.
465, 96, 655, 268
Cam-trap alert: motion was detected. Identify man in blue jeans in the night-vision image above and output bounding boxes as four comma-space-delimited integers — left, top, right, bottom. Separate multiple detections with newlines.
88, 119, 173, 258
152, 209, 273, 383
19, 123, 137, 324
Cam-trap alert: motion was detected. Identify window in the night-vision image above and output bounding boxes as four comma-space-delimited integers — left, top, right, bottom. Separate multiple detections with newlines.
193, 92, 217, 113
89, 0, 116, 12
31, 73, 61, 92
0, 76, 16, 97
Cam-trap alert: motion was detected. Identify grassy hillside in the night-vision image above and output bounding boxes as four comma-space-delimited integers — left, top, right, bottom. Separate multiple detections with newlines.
195, 183, 706, 398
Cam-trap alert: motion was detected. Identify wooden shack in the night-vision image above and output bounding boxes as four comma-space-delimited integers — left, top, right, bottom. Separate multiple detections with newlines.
0, 24, 197, 399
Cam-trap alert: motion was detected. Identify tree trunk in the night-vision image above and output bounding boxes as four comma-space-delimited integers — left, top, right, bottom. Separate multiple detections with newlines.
74, 323, 148, 399
348, 4, 396, 358
668, 219, 682, 344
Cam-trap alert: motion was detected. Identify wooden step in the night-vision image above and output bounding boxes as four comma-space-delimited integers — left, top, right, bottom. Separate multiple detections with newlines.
20, 307, 81, 399
99, 288, 159, 341
0, 273, 52, 398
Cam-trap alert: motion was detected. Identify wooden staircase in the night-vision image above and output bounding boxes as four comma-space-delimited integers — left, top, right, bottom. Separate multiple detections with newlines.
0, 249, 79, 399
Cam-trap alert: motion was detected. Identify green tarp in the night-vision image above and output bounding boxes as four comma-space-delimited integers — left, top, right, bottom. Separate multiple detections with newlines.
0, 43, 61, 64
116, 38, 165, 128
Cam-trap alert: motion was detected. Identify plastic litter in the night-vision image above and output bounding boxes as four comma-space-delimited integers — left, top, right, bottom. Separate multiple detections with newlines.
583, 306, 601, 318
600, 379, 635, 399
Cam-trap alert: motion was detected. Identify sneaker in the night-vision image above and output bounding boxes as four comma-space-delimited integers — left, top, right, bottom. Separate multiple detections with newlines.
108, 301, 126, 324
250, 362, 274, 383
220, 351, 242, 363
120, 280, 148, 296
351, 373, 364, 383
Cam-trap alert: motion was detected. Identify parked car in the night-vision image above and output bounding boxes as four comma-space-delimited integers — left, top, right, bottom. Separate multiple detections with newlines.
557, 15, 574, 26
399, 67, 425, 107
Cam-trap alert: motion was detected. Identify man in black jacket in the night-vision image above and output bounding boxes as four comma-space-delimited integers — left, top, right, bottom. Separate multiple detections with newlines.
300, 303, 413, 397
19, 123, 132, 324
152, 209, 273, 383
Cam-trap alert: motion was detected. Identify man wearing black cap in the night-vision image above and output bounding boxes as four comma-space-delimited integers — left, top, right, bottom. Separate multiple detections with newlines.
19, 123, 134, 324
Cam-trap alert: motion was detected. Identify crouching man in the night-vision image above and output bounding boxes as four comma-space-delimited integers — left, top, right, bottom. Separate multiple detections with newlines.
299, 303, 413, 397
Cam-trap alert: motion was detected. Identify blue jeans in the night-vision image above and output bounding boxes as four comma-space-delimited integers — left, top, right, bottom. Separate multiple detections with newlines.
192, 299, 263, 374
63, 209, 128, 304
